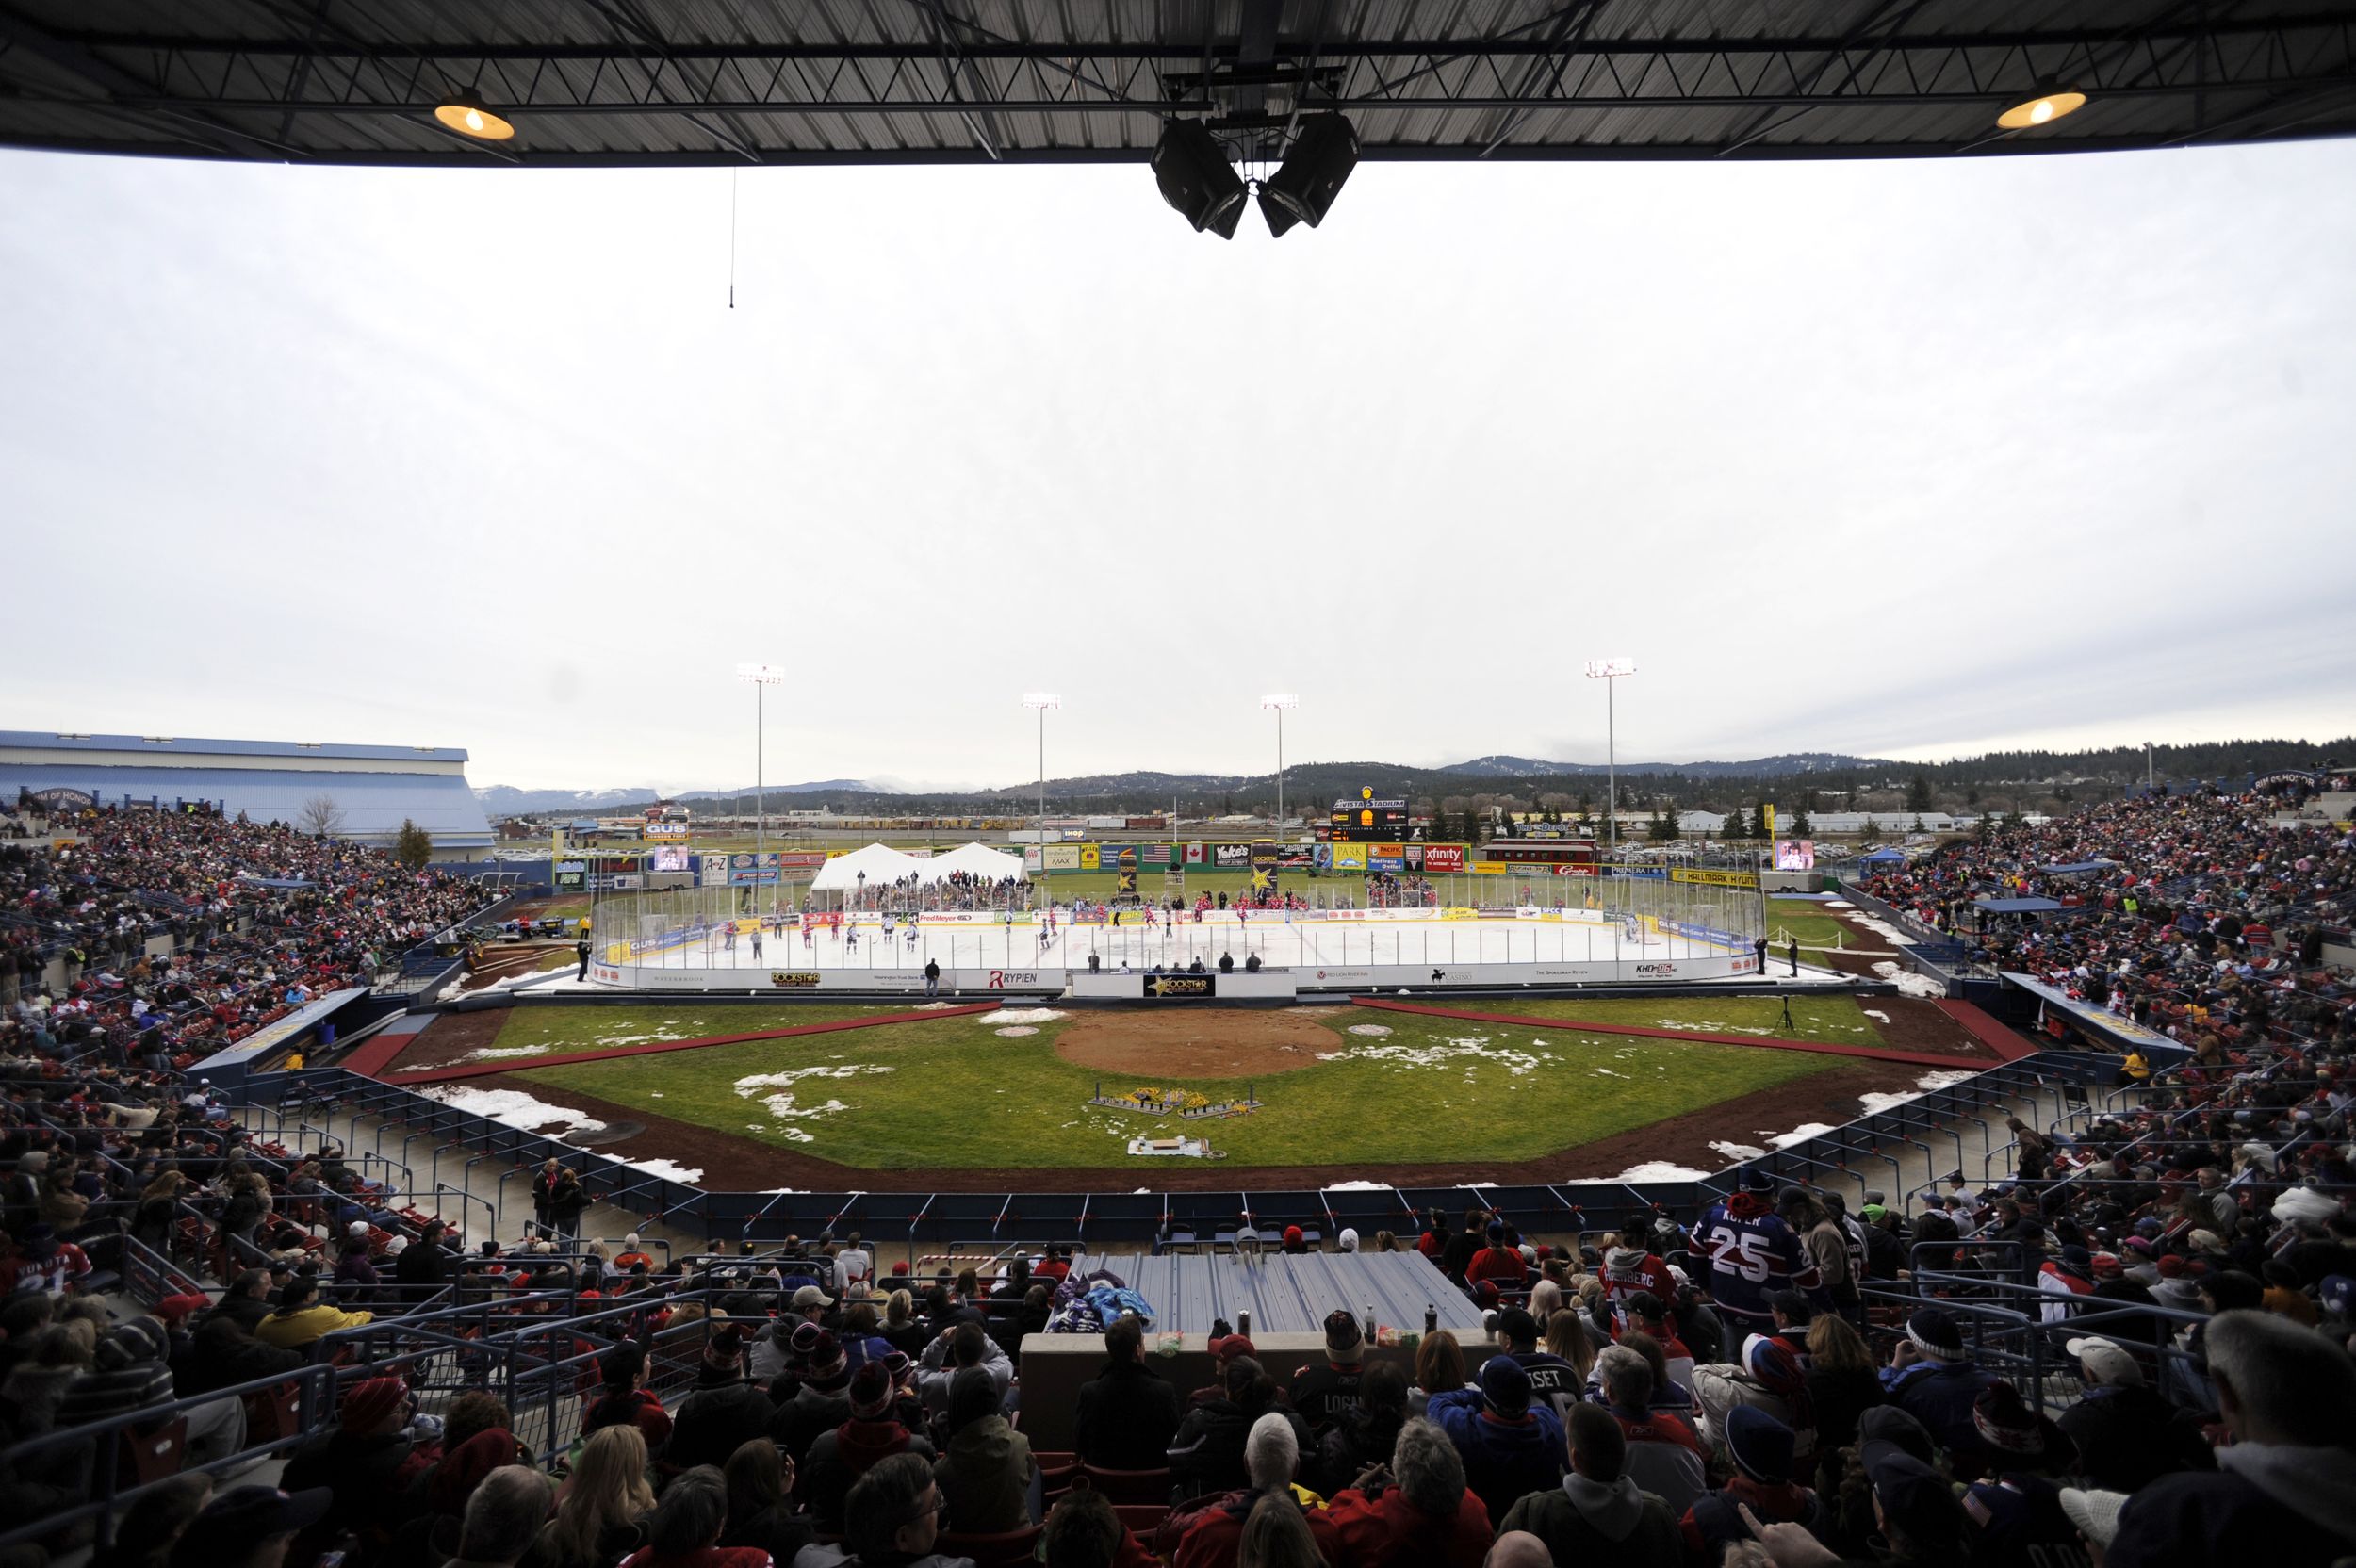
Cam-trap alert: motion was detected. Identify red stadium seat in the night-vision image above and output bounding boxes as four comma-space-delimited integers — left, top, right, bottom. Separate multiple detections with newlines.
1083, 1464, 1170, 1504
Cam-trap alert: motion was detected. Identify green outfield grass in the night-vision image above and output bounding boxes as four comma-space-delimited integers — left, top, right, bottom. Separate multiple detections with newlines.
1765, 898, 1866, 950
1449, 993, 1892, 1048
472, 1003, 906, 1061
513, 1004, 1844, 1170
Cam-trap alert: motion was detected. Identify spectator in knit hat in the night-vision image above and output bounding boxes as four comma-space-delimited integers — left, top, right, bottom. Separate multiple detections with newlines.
1074, 1313, 1181, 1472
1170, 1353, 1313, 1502
1682, 1405, 1822, 1563
1881, 1309, 2001, 1471
803, 1360, 934, 1533
1310, 1359, 1411, 1499
2109, 1310, 2356, 1566
1858, 1437, 1974, 1568
2055, 1335, 2214, 1493
773, 1326, 856, 1464
1289, 1309, 1367, 1435
664, 1324, 772, 1472
280, 1375, 434, 1552
166, 1484, 331, 1568
1498, 1402, 1681, 1568
1320, 1415, 1493, 1568
1426, 1355, 1564, 1526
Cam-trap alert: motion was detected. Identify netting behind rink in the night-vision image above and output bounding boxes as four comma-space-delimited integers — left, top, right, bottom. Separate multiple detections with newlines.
590, 868, 1764, 972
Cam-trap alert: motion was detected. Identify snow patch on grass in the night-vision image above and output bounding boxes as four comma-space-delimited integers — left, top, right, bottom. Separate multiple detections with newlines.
990, 1007, 1068, 1024
1769, 1122, 1838, 1147
1710, 1140, 1767, 1162
995, 1026, 1039, 1037
463, 1045, 553, 1061
731, 1063, 892, 1135
1345, 1023, 1394, 1037
1317, 1035, 1558, 1076
417, 1086, 606, 1137
1862, 1009, 1892, 1023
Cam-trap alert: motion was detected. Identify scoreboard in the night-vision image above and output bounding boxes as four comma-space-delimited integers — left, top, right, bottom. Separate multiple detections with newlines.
1328, 792, 1410, 841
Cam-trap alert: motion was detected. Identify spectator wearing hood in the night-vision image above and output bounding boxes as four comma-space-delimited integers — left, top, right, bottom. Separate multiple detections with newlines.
581, 1344, 674, 1451
917, 1319, 1011, 1423
1320, 1416, 1492, 1568
1425, 1356, 1564, 1527
1498, 1401, 1681, 1568
802, 1361, 935, 1533
1073, 1314, 1182, 1472
2108, 1310, 2356, 1566
1169, 1354, 1313, 1503
932, 1365, 1034, 1535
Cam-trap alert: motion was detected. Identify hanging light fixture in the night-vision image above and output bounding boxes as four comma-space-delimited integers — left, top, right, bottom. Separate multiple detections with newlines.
434, 90, 516, 141
1996, 89, 2087, 130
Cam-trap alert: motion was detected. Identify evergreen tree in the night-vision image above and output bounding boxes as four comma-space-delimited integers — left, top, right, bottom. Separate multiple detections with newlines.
1906, 774, 1934, 813
1791, 808, 1812, 837
392, 818, 434, 871
1723, 805, 1748, 841
1648, 808, 1679, 842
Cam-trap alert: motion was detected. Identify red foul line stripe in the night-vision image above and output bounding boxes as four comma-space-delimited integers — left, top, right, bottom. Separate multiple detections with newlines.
380, 1003, 1003, 1085
1346, 995, 1991, 1069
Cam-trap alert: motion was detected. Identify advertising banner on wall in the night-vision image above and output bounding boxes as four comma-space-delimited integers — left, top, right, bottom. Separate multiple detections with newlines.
1329, 842, 1367, 871
698, 856, 733, 887
1250, 840, 1280, 894
1672, 867, 1759, 889
1080, 844, 1101, 871
1774, 840, 1816, 871
1420, 845, 1466, 874
1043, 845, 1081, 872
728, 852, 781, 886
643, 821, 690, 840
554, 858, 586, 892
1115, 844, 1139, 895
779, 851, 827, 874
1369, 842, 1406, 872
1023, 845, 1042, 874
1213, 843, 1252, 868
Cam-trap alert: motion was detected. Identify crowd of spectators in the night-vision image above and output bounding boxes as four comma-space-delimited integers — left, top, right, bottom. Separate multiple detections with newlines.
1862, 788, 2353, 1055
0, 791, 2352, 1568
3, 803, 483, 1060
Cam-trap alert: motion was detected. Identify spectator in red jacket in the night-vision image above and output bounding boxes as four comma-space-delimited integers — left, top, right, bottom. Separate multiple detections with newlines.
1320, 1417, 1493, 1568
1464, 1223, 1527, 1293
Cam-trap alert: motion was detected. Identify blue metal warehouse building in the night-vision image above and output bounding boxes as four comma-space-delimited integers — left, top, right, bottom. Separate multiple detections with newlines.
0, 732, 495, 858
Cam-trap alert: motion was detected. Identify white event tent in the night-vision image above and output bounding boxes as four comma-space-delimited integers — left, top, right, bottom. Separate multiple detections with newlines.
807, 842, 924, 893
919, 841, 1028, 884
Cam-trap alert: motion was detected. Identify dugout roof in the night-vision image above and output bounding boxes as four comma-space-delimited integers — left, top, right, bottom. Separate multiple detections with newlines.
2, 3, 2351, 168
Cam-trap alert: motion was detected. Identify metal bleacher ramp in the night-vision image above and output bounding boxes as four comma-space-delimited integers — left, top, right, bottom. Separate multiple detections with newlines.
1066, 1249, 1490, 1338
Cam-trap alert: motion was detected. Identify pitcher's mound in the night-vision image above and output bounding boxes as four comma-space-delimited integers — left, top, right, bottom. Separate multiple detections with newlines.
1055, 1008, 1342, 1080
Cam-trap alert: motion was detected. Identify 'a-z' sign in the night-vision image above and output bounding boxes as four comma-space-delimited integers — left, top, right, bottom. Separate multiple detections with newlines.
1143, 973, 1215, 998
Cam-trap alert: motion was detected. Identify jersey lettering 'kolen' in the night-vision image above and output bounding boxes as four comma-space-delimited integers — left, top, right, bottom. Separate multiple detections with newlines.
1695, 1202, 1824, 1322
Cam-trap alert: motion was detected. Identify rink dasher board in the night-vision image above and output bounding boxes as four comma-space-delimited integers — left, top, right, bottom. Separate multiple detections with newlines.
585, 953, 1758, 994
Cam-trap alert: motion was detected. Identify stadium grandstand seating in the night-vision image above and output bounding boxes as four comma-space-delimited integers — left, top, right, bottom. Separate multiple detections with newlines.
0, 788, 2351, 1567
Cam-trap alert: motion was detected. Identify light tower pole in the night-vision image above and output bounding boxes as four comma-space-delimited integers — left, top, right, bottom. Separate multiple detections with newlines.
1262, 694, 1298, 841
1584, 659, 1636, 861
736, 663, 784, 910
1022, 694, 1060, 874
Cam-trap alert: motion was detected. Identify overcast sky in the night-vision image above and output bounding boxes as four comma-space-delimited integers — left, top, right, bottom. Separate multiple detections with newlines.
3, 139, 2351, 792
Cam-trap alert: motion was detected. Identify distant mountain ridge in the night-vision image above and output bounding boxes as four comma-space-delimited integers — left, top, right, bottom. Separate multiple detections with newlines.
473, 780, 861, 815
1446, 752, 1899, 778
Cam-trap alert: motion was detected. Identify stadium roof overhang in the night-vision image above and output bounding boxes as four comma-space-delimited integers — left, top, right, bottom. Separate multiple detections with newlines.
1, 3, 2351, 170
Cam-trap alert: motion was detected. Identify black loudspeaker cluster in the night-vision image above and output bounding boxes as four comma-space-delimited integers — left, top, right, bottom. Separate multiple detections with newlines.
1153, 114, 1360, 239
